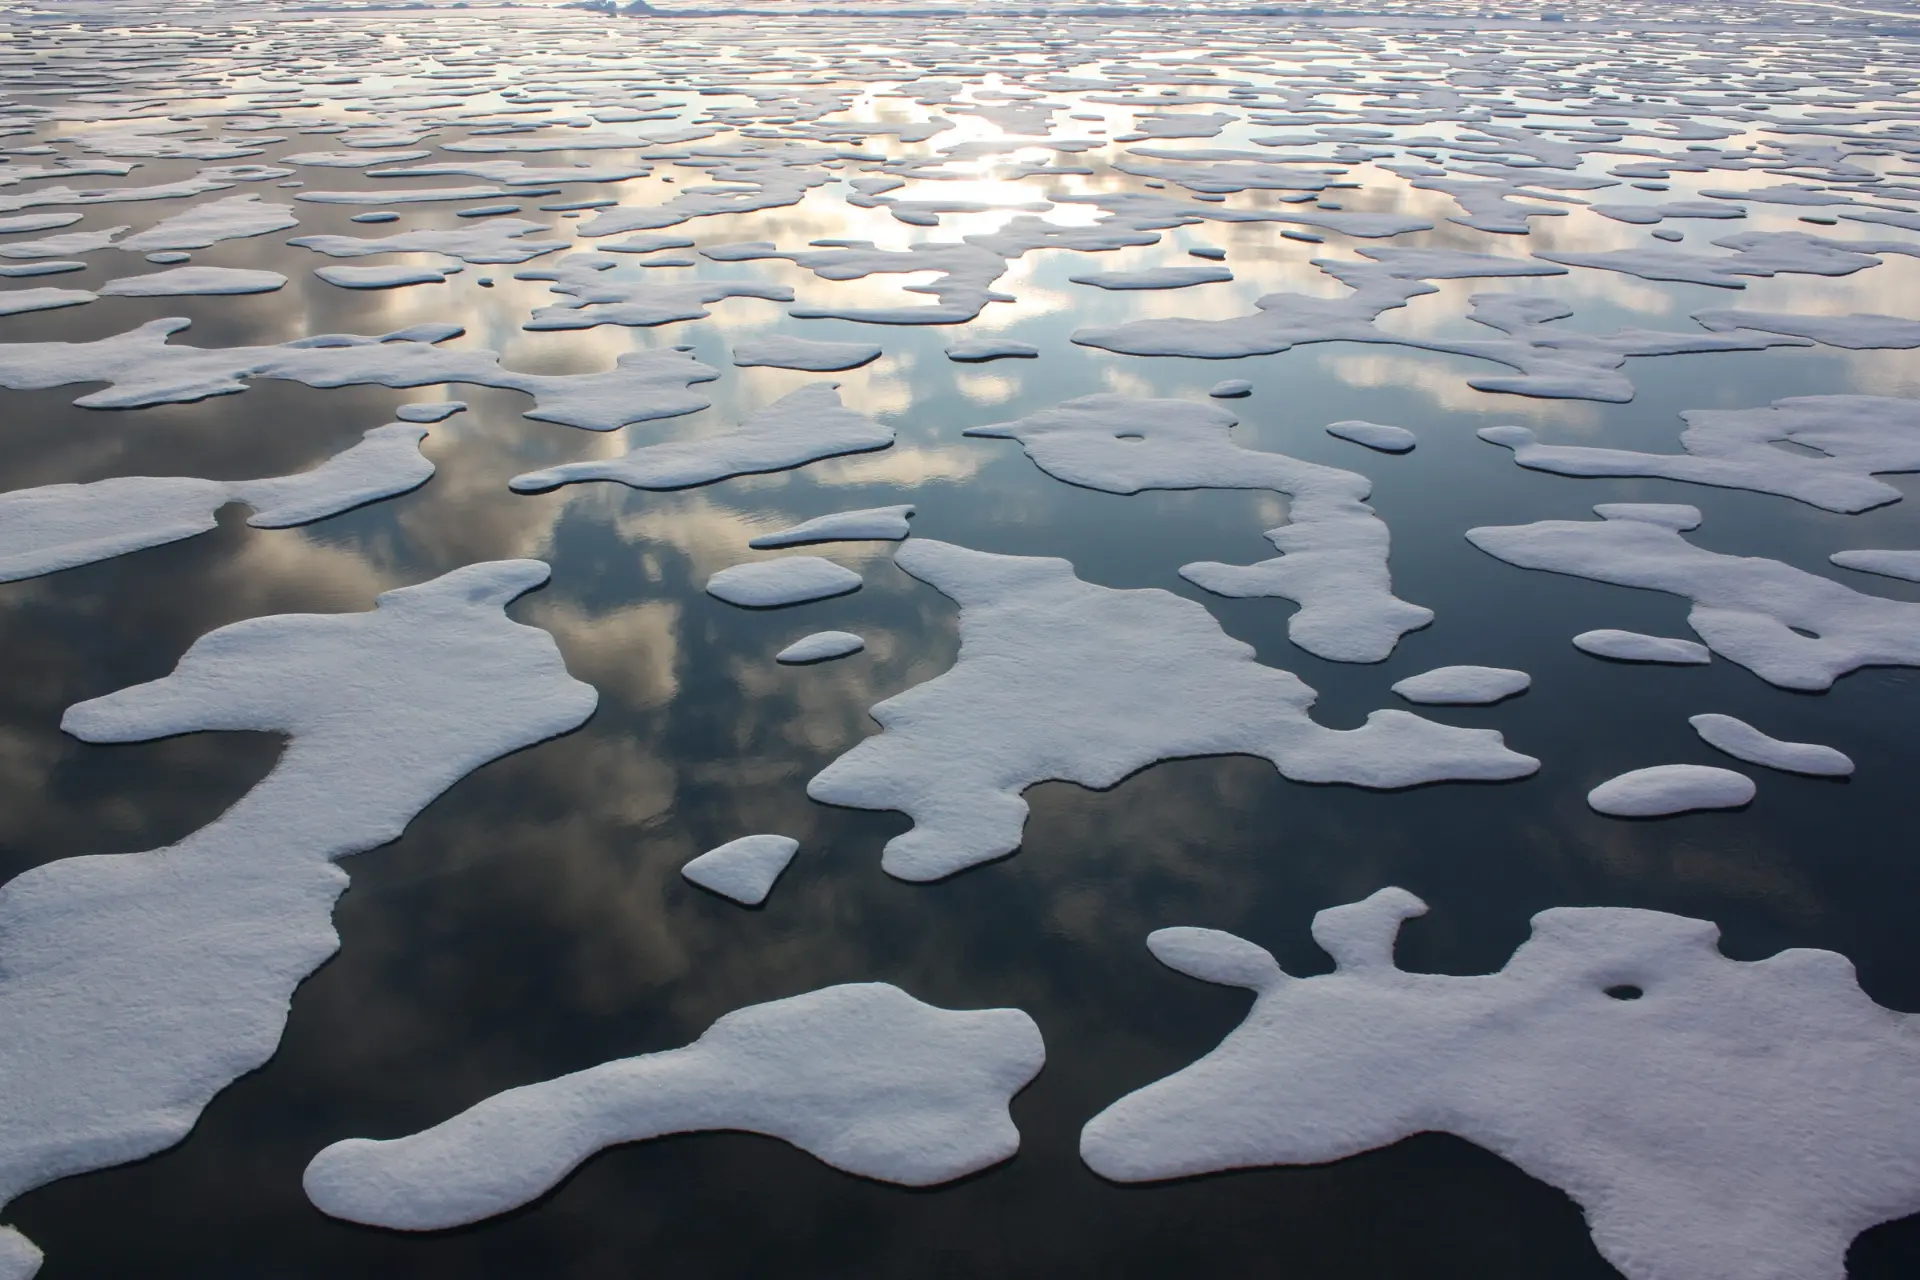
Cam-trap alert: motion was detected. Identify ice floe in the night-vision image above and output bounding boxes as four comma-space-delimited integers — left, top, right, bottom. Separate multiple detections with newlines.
808, 540, 1534, 881
946, 336, 1037, 362
968, 395, 1430, 663
1081, 888, 1920, 1280
707, 556, 863, 609
1689, 714, 1852, 778
1391, 666, 1529, 705
1829, 549, 1920, 582
0, 287, 92, 316
776, 631, 866, 664
304, 983, 1043, 1229
116, 194, 297, 252
98, 266, 286, 296
1326, 420, 1414, 453
750, 504, 914, 548
1589, 764, 1755, 817
1208, 379, 1253, 399
731, 336, 881, 371
512, 384, 889, 493
1469, 504, 1920, 690
0, 562, 595, 1272
1068, 264, 1232, 290
514, 252, 791, 330
1573, 630, 1711, 665
682, 834, 800, 905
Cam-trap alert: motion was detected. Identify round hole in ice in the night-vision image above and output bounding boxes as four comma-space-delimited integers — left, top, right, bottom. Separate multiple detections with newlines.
1604, 984, 1644, 1001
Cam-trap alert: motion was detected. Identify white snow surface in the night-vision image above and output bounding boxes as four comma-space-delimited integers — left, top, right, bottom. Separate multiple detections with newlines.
1589, 764, 1756, 816
0, 424, 432, 582
304, 983, 1042, 1229
1573, 630, 1711, 664
967, 395, 1430, 663
1080, 888, 1920, 1280
808, 540, 1535, 881
0, 562, 596, 1268
681, 834, 801, 905
0, 287, 92, 316
98, 266, 285, 296
776, 631, 866, 664
707, 556, 863, 608
1326, 420, 1415, 453
946, 337, 1037, 362
512, 384, 891, 493
315, 263, 461, 289
1689, 714, 1853, 777
1830, 549, 1920, 582
1068, 264, 1233, 290
1209, 379, 1253, 398
116, 195, 297, 251
731, 335, 881, 371
750, 504, 914, 548
1391, 666, 1530, 705
1468, 504, 1920, 691
1479, 395, 1920, 513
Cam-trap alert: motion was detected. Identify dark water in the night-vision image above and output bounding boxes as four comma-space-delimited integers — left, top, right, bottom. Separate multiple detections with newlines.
4, 43, 1920, 1279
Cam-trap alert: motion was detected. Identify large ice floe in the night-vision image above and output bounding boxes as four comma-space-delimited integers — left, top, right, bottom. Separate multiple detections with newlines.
1588, 764, 1756, 817
511, 384, 891, 493
1689, 713, 1853, 778
1468, 504, 1920, 691
0, 562, 596, 1276
707, 556, 863, 609
967, 396, 1429, 663
1080, 888, 1920, 1280
1479, 395, 1920, 513
808, 541, 1535, 881
303, 984, 1044, 1228
0, 423, 433, 582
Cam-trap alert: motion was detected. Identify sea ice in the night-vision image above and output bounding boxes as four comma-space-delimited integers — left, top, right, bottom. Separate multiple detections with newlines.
511, 384, 890, 493
1573, 630, 1710, 664
1080, 888, 1920, 1280
1391, 666, 1529, 705
116, 195, 298, 252
0, 423, 434, 582
0, 562, 596, 1272
1209, 379, 1252, 398
776, 631, 866, 664
1479, 395, 1920, 513
98, 266, 286, 297
0, 287, 92, 316
1689, 714, 1852, 778
315, 263, 461, 290
808, 540, 1535, 881
946, 337, 1037, 362
395, 401, 466, 424
968, 395, 1430, 663
1068, 264, 1233, 290
750, 504, 914, 548
1692, 309, 1920, 350
707, 556, 863, 609
681, 834, 800, 905
514, 253, 791, 330
289, 218, 567, 265
304, 983, 1043, 1229
1830, 550, 1920, 582
1326, 420, 1414, 453
1468, 504, 1920, 690
1589, 764, 1755, 816
730, 335, 881, 371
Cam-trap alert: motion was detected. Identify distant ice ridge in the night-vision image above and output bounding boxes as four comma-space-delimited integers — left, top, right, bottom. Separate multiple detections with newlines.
1082, 888, 1920, 1280
968, 395, 1430, 663
0, 562, 596, 1277
304, 984, 1044, 1229
808, 540, 1535, 882
1480, 395, 1920, 513
0, 423, 434, 583
1468, 504, 1920, 691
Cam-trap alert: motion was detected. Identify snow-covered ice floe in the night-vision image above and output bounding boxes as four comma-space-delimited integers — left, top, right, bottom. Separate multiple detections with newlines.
776, 630, 866, 665
682, 834, 800, 905
750, 504, 913, 549
1391, 666, 1529, 705
707, 556, 863, 608
1572, 629, 1710, 665
1689, 713, 1852, 778
1081, 888, 1920, 1280
304, 984, 1043, 1228
1588, 764, 1755, 817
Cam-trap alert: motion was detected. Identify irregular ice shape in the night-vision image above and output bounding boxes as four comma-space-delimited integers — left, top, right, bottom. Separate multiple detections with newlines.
751, 504, 913, 548
1468, 505, 1920, 691
776, 631, 865, 664
117, 195, 297, 252
514, 252, 791, 330
1692, 309, 1920, 351
0, 262, 83, 279
731, 335, 881, 371
1326, 420, 1414, 453
946, 336, 1037, 362
0, 424, 433, 582
304, 983, 1043, 1228
968, 395, 1430, 663
290, 218, 567, 265
0, 318, 716, 432
513, 384, 889, 494
315, 263, 461, 290
0, 562, 596, 1270
808, 541, 1535, 881
1209, 379, 1253, 399
298, 185, 519, 206
396, 401, 465, 424
1068, 264, 1232, 290
1589, 764, 1754, 816
1479, 395, 1920, 513
0, 213, 82, 235
1573, 629, 1710, 664
0, 228, 125, 260
1391, 666, 1529, 705
682, 834, 800, 905
1689, 714, 1852, 778
1081, 889, 1920, 1280
1830, 549, 1920, 582
0, 287, 93, 316
707, 557, 863, 609
98, 266, 285, 297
